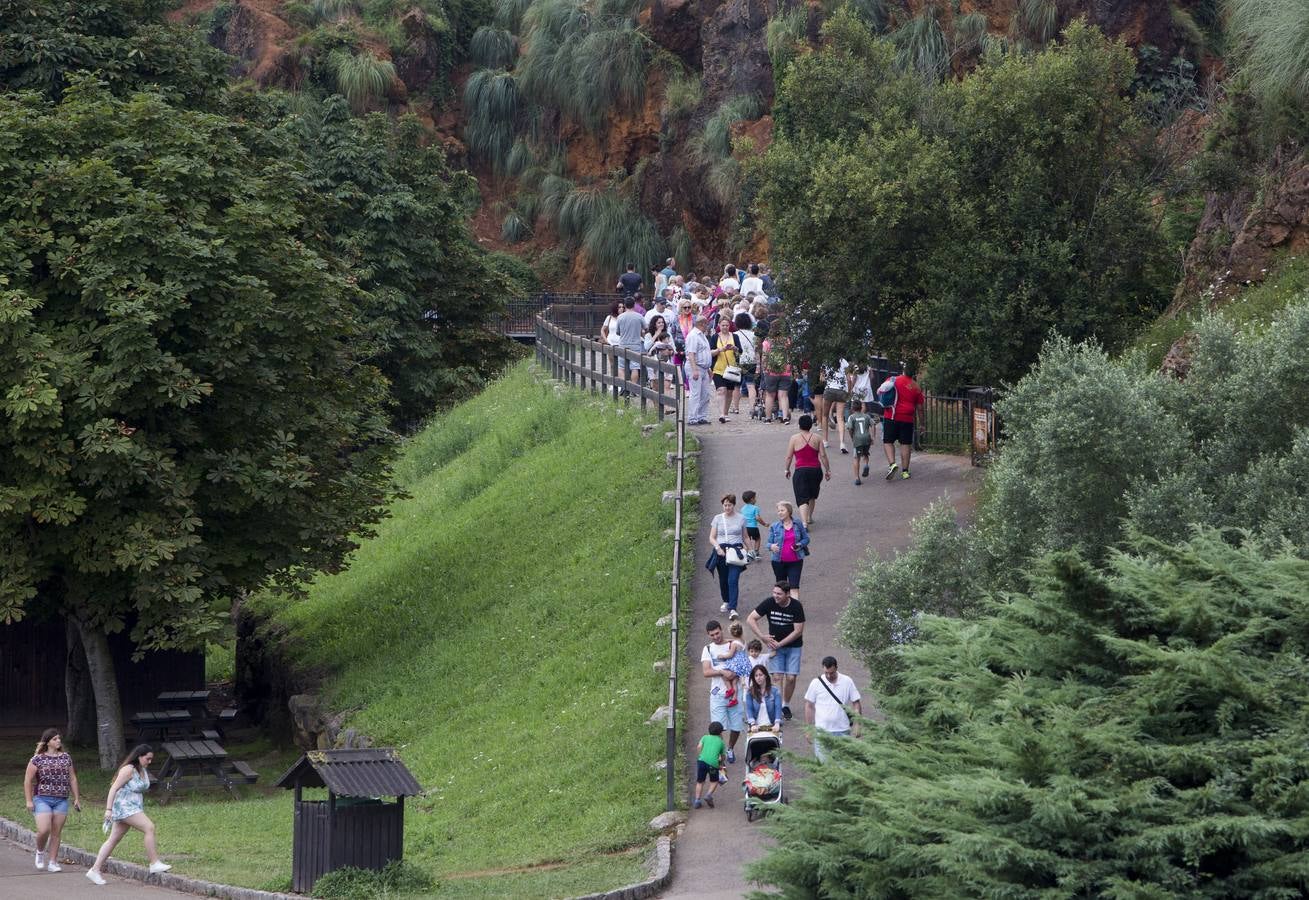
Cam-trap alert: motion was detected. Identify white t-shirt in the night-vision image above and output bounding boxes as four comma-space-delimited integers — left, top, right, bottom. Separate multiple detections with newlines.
603, 315, 621, 346
740, 275, 764, 297
804, 672, 861, 732
645, 306, 672, 328
824, 359, 850, 391
719, 276, 741, 292
702, 642, 733, 696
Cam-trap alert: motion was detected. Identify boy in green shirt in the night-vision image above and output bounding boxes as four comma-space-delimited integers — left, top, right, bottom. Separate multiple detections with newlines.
845, 399, 876, 484
693, 721, 727, 809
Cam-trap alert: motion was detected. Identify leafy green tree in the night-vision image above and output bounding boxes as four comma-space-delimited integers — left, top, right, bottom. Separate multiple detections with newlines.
757, 15, 1171, 388
285, 97, 514, 427
0, 0, 228, 103
759, 531, 1309, 897
0, 79, 395, 766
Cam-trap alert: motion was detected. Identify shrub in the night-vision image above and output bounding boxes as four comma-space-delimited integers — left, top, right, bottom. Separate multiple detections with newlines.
486, 249, 542, 294
1227, 0, 1309, 103
312, 0, 360, 21
470, 24, 517, 67
839, 501, 977, 689
662, 70, 702, 119
841, 299, 1309, 689
766, 7, 809, 78
313, 860, 437, 898
580, 194, 665, 277
693, 93, 763, 162
501, 209, 532, 242
1012, 0, 1059, 47
326, 48, 397, 112
667, 225, 692, 272
463, 68, 520, 167
890, 5, 948, 77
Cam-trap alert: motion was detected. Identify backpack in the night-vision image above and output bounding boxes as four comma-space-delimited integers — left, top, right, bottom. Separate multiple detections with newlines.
876, 376, 898, 412
737, 330, 757, 365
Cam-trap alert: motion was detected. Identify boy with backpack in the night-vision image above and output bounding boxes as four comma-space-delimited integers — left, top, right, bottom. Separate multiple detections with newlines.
845, 400, 876, 484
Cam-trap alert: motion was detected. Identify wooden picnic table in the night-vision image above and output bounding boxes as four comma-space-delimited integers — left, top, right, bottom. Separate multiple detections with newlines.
158, 739, 232, 795
156, 690, 211, 718
130, 710, 193, 741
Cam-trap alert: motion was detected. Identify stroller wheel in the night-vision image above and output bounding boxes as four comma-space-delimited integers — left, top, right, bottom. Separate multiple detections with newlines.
746, 806, 756, 822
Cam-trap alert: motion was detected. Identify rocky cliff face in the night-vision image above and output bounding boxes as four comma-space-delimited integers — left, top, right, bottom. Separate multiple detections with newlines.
177, 0, 1216, 285
1176, 147, 1309, 308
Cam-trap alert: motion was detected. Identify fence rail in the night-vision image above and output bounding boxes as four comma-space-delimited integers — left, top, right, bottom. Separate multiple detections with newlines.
503, 294, 623, 337
534, 314, 680, 420
533, 306, 686, 810
529, 304, 999, 463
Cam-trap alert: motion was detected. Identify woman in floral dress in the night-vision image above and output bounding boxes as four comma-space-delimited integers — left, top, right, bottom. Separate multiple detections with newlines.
85, 744, 172, 886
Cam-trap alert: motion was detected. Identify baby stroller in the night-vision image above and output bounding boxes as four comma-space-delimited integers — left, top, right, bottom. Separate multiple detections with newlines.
742, 730, 784, 821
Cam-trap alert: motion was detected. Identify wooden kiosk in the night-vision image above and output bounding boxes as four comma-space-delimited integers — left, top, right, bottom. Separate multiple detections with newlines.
275, 748, 422, 892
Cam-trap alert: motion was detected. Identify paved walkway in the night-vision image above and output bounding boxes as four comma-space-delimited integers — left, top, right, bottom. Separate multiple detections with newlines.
662, 412, 977, 898
0, 835, 183, 898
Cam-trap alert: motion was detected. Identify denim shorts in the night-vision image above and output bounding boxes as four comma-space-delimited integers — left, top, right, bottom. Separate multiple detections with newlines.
33, 795, 69, 815
709, 689, 745, 732
770, 644, 803, 675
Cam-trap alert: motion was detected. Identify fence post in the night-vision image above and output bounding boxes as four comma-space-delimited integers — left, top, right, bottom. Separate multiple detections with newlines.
656, 365, 665, 422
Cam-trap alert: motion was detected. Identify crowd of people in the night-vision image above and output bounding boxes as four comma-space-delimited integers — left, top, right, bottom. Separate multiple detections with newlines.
629, 258, 931, 813
601, 258, 928, 481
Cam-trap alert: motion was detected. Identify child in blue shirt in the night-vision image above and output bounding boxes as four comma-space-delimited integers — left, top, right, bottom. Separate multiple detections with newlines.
740, 490, 768, 561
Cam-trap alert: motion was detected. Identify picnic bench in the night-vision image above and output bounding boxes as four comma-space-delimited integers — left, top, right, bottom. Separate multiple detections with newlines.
157, 740, 259, 798
130, 710, 193, 741
156, 689, 211, 721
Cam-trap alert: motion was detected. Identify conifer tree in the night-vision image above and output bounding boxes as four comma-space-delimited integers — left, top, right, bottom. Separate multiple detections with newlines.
757, 531, 1309, 897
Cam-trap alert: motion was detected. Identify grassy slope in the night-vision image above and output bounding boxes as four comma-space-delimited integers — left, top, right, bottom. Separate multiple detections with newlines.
251, 359, 694, 894
1134, 253, 1309, 368
0, 361, 694, 897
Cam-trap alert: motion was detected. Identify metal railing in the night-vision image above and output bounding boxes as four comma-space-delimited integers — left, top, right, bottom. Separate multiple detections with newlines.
532, 307, 688, 810
503, 293, 624, 337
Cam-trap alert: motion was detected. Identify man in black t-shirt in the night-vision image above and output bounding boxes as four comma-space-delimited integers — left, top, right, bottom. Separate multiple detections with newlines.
746, 582, 806, 719
616, 262, 643, 298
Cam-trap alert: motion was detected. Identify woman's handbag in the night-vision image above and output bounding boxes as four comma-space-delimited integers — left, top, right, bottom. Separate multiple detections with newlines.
724, 545, 748, 566
722, 365, 743, 384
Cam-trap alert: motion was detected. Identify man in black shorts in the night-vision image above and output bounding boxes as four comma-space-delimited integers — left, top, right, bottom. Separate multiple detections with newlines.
882, 362, 925, 480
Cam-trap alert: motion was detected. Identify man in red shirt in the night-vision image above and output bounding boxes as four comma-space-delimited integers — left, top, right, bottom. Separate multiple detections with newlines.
882, 361, 925, 480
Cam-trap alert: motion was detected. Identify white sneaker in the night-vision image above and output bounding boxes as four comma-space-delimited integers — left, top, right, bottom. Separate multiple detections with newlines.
149, 861, 172, 874
35, 850, 46, 870
86, 869, 107, 885
719, 603, 728, 613
46, 862, 62, 873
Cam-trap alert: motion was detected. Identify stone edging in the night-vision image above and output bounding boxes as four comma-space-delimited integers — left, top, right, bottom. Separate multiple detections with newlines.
0, 815, 296, 900
571, 834, 674, 900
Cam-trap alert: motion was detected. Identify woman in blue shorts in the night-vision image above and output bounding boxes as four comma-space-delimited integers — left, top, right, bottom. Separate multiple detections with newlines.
24, 728, 81, 873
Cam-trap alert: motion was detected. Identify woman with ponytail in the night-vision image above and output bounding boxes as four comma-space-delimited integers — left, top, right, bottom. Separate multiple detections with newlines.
85, 744, 171, 885
23, 728, 80, 873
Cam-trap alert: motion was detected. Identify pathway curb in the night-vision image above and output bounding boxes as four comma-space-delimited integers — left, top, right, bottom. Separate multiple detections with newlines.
571, 833, 674, 900
0, 815, 295, 900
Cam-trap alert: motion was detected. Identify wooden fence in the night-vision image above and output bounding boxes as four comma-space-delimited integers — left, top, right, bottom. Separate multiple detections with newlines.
531, 307, 998, 463
533, 307, 689, 809
534, 313, 681, 421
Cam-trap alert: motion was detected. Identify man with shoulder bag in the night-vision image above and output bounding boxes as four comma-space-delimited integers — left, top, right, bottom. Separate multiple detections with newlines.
803, 656, 862, 762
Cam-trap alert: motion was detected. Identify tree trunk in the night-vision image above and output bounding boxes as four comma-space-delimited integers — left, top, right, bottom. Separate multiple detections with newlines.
75, 620, 125, 770
64, 620, 96, 745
